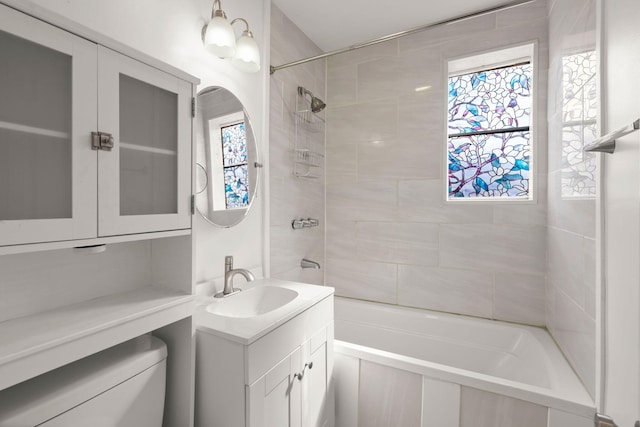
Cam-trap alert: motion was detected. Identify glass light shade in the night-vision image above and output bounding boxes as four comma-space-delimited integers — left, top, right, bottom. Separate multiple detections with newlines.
232, 32, 261, 73
204, 16, 236, 58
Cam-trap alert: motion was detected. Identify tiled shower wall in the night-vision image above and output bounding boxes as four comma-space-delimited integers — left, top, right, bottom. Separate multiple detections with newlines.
269, 5, 325, 284
325, 1, 549, 325
546, 0, 597, 397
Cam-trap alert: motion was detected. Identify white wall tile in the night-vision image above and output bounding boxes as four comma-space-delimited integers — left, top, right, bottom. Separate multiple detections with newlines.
553, 288, 596, 397
322, 3, 548, 326
494, 271, 546, 326
355, 222, 439, 266
398, 266, 493, 318
327, 64, 357, 107
398, 13, 497, 54
397, 180, 495, 224
422, 377, 460, 427
547, 171, 596, 238
326, 179, 398, 217
326, 258, 397, 303
269, 5, 325, 286
326, 142, 357, 177
327, 39, 398, 70
545, 0, 597, 398
358, 139, 440, 180
359, 360, 422, 427
547, 227, 587, 308
440, 224, 546, 276
326, 99, 398, 144
326, 220, 358, 260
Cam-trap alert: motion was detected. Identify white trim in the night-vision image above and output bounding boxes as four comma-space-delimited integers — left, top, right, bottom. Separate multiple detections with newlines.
448, 44, 535, 76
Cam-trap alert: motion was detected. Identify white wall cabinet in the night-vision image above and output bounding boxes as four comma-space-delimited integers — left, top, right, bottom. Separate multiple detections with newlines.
196, 296, 334, 427
0, 4, 194, 248
0, 3, 199, 426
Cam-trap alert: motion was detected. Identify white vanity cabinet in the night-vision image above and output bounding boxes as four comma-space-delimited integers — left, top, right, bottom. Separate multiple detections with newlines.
0, 4, 194, 248
195, 290, 335, 427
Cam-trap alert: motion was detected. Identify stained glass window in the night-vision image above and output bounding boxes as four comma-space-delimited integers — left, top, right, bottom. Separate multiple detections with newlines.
221, 122, 249, 209
447, 62, 532, 200
561, 51, 597, 198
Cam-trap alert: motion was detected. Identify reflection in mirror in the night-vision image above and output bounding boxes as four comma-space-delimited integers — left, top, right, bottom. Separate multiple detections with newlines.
195, 87, 258, 227
561, 49, 597, 198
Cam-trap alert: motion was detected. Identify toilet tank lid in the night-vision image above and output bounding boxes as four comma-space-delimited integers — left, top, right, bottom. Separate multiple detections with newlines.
0, 335, 167, 426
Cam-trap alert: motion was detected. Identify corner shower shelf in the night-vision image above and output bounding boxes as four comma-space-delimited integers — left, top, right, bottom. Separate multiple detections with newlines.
294, 110, 325, 133
293, 94, 325, 180
0, 286, 194, 391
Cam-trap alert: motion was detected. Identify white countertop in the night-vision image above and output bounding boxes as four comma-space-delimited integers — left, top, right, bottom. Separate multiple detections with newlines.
195, 278, 334, 345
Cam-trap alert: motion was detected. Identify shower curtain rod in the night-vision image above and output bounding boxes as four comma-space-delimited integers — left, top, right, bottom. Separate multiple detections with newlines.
269, 0, 535, 75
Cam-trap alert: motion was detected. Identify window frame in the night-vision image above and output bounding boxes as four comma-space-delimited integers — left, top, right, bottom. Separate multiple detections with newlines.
444, 43, 538, 204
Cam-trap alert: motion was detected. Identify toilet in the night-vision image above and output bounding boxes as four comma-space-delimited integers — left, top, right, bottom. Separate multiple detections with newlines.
0, 335, 167, 427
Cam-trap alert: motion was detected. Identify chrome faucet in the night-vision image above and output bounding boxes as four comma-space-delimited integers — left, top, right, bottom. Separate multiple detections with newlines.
301, 258, 320, 269
215, 255, 255, 298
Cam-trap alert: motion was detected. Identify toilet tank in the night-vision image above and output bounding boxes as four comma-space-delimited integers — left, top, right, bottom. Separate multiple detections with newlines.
0, 334, 167, 427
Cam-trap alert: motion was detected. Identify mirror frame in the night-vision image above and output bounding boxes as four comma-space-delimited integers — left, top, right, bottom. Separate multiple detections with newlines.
195, 86, 259, 228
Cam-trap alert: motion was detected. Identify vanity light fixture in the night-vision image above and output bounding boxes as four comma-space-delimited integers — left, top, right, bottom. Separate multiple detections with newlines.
203, 0, 261, 72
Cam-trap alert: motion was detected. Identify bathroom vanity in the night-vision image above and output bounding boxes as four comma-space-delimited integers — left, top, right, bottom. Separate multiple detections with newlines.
195, 279, 334, 427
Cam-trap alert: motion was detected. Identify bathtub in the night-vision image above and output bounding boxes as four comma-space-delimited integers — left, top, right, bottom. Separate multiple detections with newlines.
333, 297, 595, 427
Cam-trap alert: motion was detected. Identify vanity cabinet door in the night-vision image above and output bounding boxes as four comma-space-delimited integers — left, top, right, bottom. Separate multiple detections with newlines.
96, 46, 192, 237
247, 348, 302, 427
0, 5, 97, 246
301, 329, 331, 427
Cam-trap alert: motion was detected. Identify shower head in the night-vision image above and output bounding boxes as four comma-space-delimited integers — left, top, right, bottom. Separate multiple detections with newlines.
297, 86, 326, 113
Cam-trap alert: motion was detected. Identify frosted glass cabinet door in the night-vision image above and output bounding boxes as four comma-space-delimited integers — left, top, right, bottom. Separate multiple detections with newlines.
0, 5, 97, 246
97, 46, 192, 236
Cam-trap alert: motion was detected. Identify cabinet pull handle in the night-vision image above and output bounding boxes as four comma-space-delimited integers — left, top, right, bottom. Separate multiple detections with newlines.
91, 132, 114, 151
296, 362, 313, 381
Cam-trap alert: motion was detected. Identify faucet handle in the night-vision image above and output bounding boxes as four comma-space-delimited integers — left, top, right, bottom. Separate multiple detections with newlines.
225, 255, 233, 270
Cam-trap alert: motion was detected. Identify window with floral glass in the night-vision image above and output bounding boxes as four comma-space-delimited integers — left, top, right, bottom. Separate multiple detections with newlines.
447, 56, 533, 200
220, 121, 249, 209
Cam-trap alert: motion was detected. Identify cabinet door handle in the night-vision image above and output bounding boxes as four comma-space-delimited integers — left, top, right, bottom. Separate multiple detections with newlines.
295, 362, 313, 381
91, 132, 114, 151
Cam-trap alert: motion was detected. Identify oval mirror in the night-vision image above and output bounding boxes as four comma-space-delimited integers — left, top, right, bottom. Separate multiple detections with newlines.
195, 86, 259, 227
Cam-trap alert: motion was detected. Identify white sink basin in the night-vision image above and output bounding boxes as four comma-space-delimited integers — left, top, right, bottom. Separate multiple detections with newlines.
206, 286, 298, 318
196, 279, 335, 345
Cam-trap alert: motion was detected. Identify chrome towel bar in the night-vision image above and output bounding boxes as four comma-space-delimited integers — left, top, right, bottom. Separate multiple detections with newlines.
584, 118, 640, 154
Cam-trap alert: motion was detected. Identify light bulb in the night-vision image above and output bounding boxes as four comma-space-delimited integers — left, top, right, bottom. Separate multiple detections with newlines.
204, 15, 236, 58
232, 31, 260, 73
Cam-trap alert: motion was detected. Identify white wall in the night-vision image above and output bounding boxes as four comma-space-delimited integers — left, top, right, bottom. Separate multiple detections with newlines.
546, 0, 597, 399
602, 0, 640, 423
324, 0, 549, 325
8, 0, 270, 286
269, 5, 325, 285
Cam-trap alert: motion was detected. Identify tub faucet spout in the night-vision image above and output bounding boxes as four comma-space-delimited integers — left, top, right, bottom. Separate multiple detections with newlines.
301, 258, 321, 269
215, 256, 255, 298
